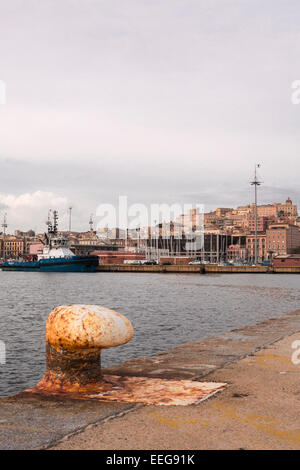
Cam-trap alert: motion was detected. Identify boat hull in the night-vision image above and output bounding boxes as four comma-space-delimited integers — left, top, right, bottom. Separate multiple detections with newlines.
2, 256, 99, 273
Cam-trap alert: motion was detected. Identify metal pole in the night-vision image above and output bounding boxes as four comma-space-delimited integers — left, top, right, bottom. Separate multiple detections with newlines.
254, 180, 258, 264
251, 164, 262, 265
69, 207, 72, 232
2, 213, 7, 260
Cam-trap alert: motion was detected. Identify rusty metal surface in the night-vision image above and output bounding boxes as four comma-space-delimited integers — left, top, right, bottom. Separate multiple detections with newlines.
24, 374, 226, 406
44, 304, 134, 385
47, 305, 134, 352
29, 305, 226, 406
46, 344, 102, 385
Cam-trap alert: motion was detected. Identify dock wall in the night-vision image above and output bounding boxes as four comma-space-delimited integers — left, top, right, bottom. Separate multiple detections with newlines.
95, 264, 300, 274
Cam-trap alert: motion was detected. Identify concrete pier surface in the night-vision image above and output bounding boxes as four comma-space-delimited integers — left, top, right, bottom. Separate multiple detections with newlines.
0, 310, 299, 450
53, 332, 300, 450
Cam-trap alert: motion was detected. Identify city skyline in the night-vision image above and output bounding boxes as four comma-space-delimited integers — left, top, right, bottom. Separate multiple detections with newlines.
0, 193, 298, 235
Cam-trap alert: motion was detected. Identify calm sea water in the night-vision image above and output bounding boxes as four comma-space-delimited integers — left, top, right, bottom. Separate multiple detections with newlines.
0, 272, 299, 397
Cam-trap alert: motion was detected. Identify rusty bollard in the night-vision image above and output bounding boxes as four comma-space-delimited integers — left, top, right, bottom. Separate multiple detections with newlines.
26, 304, 227, 405
38, 305, 133, 390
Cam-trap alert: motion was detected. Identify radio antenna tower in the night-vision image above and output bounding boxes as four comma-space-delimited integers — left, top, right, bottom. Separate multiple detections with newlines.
1, 213, 7, 260
250, 164, 262, 265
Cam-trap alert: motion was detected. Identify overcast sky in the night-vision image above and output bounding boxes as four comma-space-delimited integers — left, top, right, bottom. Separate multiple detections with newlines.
0, 0, 300, 232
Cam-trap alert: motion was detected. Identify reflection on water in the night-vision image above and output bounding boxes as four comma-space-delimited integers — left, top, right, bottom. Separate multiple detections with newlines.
0, 272, 299, 397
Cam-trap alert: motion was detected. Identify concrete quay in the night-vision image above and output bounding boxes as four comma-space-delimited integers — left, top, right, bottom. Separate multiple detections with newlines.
0, 310, 299, 450
54, 331, 300, 450
96, 264, 300, 273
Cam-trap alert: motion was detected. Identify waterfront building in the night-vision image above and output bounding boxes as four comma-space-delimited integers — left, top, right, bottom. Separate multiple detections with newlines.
246, 234, 267, 262
266, 224, 300, 257
273, 254, 300, 267
91, 250, 146, 265
0, 236, 25, 259
226, 244, 248, 262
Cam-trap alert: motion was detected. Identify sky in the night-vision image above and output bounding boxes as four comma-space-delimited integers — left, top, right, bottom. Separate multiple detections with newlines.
0, 0, 300, 232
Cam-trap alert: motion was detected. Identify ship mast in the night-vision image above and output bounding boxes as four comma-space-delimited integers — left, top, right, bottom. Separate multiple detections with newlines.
250, 164, 262, 265
53, 210, 58, 235
46, 210, 52, 233
89, 213, 94, 232
45, 210, 59, 248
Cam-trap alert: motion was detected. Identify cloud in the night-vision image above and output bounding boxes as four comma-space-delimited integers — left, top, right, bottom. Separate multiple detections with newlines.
0, 1, 299, 230
0, 191, 69, 233
0, 190, 67, 210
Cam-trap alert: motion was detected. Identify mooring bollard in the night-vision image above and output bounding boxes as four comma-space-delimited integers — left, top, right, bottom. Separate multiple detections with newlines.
25, 304, 226, 406
42, 304, 134, 387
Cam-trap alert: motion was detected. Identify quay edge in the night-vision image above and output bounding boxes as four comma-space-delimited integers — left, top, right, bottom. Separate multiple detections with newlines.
95, 264, 300, 273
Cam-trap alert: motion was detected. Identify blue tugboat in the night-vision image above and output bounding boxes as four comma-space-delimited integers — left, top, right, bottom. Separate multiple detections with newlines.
2, 210, 99, 272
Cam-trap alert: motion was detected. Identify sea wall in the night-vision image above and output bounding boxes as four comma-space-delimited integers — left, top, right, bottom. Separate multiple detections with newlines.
96, 264, 300, 273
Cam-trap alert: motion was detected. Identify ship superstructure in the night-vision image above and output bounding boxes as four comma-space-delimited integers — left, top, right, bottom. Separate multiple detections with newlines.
2, 210, 99, 272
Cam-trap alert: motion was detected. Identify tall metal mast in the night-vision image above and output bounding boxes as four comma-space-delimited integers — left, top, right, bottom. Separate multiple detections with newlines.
46, 210, 52, 233
1, 213, 7, 260
250, 164, 262, 265
69, 207, 72, 232
154, 220, 159, 261
53, 210, 58, 235
137, 226, 140, 253
89, 213, 94, 232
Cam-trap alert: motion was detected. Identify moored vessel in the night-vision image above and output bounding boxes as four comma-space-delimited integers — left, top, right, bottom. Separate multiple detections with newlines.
2, 210, 99, 272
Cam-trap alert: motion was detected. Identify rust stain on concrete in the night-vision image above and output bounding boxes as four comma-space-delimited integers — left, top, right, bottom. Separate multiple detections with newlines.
24, 374, 226, 406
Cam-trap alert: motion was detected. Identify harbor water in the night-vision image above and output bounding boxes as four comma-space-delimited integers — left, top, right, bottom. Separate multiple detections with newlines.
0, 272, 299, 397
